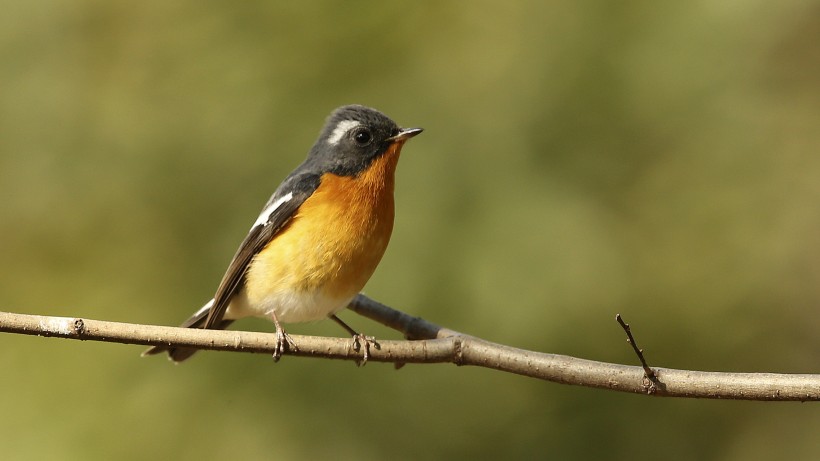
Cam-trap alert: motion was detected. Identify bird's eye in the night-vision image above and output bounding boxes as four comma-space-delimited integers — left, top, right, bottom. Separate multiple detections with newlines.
353, 129, 372, 145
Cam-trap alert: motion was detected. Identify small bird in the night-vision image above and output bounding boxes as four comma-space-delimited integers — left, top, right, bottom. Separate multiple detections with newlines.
143, 105, 422, 362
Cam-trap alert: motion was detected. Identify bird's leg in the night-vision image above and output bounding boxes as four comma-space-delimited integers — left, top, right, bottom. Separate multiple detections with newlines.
330, 314, 377, 366
271, 312, 297, 362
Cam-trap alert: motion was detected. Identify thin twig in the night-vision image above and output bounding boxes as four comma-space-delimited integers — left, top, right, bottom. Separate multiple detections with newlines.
1, 305, 819, 401
349, 294, 462, 339
616, 314, 656, 379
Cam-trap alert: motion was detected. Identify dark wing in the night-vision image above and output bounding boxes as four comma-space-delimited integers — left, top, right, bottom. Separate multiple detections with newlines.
203, 173, 321, 329
141, 299, 236, 361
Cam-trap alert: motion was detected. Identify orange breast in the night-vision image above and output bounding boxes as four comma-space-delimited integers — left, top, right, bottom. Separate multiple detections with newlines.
242, 142, 403, 318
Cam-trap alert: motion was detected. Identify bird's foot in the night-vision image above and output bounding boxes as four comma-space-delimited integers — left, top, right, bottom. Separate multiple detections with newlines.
271, 314, 297, 362
351, 333, 378, 366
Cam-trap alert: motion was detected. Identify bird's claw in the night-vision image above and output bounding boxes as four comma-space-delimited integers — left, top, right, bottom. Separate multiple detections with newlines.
351, 334, 378, 366
271, 323, 297, 362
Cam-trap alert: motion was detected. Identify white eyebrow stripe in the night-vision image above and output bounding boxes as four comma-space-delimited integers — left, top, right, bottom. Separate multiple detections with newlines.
252, 191, 293, 228
327, 120, 361, 145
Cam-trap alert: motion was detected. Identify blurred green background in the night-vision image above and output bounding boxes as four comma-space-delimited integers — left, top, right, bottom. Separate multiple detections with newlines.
2, 1, 820, 459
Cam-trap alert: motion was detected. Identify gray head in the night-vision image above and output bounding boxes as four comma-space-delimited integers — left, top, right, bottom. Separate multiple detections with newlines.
306, 105, 422, 177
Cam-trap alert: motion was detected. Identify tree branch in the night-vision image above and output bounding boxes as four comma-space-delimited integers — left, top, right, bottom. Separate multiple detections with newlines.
1, 295, 818, 402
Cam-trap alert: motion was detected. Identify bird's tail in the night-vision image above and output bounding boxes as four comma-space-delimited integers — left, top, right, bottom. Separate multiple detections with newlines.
141, 299, 234, 363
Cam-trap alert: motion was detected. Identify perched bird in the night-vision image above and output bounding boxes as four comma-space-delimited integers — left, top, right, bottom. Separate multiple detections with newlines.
143, 105, 422, 362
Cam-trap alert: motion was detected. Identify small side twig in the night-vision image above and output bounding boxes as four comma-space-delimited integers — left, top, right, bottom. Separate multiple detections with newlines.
616, 314, 656, 380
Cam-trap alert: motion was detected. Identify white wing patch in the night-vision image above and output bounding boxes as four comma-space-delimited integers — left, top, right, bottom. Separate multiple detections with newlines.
193, 298, 215, 318
326, 120, 361, 145
252, 192, 293, 229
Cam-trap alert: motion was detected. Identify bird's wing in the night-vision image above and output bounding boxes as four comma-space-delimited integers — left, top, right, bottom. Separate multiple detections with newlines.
203, 173, 321, 329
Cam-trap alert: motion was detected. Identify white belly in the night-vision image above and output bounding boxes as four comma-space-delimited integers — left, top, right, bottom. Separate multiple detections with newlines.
224, 287, 353, 324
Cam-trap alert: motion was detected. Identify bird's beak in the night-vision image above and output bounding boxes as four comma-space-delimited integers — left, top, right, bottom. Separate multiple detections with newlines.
387, 127, 423, 142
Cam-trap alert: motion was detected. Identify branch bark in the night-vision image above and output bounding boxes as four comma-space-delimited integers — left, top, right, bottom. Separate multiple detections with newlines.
1, 294, 818, 402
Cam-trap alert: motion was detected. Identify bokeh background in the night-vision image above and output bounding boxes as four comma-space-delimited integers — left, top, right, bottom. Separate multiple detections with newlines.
2, 1, 820, 459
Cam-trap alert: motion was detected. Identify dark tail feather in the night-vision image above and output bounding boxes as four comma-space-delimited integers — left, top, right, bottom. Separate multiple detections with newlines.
142, 300, 234, 363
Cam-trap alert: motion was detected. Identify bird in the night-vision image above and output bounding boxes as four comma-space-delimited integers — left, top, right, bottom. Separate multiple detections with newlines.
143, 105, 422, 362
